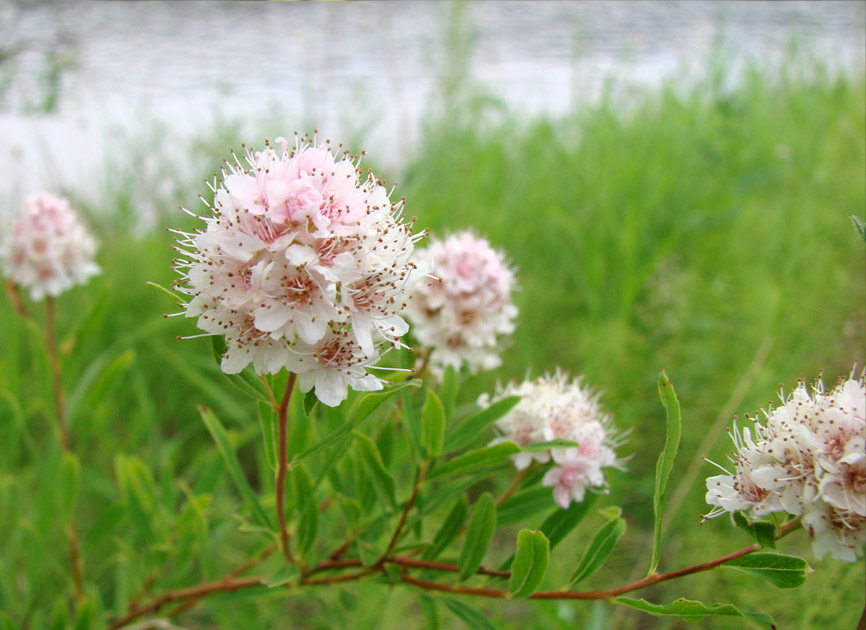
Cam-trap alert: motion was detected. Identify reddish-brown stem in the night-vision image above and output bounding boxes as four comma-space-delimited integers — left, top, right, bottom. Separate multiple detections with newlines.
165, 545, 275, 619
389, 555, 510, 579
381, 462, 428, 561
46, 297, 84, 603
108, 518, 803, 628
260, 375, 279, 409
108, 576, 265, 629
275, 373, 298, 564
495, 467, 530, 507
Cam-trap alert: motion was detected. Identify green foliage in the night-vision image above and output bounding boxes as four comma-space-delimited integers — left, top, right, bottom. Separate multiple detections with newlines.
0, 33, 863, 630
569, 507, 627, 585
508, 529, 550, 598
649, 371, 681, 575
722, 553, 811, 589
615, 597, 775, 628
458, 493, 496, 581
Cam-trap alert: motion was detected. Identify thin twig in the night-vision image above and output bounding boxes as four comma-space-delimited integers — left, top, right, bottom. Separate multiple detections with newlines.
260, 375, 279, 409
46, 296, 84, 602
381, 462, 429, 561
275, 373, 298, 564
108, 518, 802, 628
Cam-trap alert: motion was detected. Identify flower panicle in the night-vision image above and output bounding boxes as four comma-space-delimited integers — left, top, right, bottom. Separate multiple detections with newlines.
704, 367, 865, 561
174, 135, 427, 406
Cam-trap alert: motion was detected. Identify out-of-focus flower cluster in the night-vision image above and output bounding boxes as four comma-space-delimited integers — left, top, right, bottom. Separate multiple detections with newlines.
175, 136, 427, 406
406, 231, 517, 376
1, 193, 100, 301
705, 369, 866, 561
482, 370, 625, 509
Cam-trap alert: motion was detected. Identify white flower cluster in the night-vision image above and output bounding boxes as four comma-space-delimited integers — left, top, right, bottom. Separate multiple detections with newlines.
705, 369, 865, 561
175, 137, 427, 407
406, 231, 517, 375
1, 193, 99, 301
482, 370, 624, 509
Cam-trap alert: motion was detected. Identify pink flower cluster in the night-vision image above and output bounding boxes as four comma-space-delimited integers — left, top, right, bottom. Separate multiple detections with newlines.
406, 231, 517, 375
705, 369, 865, 561
1, 193, 100, 301
175, 136, 427, 406
482, 370, 624, 509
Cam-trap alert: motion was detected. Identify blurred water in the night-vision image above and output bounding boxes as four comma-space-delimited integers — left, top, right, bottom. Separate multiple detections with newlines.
0, 1, 863, 218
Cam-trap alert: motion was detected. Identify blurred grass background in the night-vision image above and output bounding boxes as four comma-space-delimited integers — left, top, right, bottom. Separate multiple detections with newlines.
1, 12, 864, 629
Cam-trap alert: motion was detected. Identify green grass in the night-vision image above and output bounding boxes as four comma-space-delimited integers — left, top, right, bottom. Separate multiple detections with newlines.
1, 49, 863, 629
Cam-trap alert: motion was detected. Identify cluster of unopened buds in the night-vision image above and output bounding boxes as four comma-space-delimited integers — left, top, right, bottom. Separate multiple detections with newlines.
174, 135, 428, 406
704, 368, 866, 561
406, 230, 518, 376
482, 370, 626, 508
1, 193, 100, 301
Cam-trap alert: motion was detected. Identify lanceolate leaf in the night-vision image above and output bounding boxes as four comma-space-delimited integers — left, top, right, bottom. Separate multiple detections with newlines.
496, 487, 554, 526
722, 553, 811, 589
293, 380, 421, 463
303, 389, 318, 416
441, 599, 496, 630
428, 442, 520, 480
438, 365, 459, 420
422, 389, 446, 458
353, 432, 397, 510
58, 452, 80, 521
199, 406, 272, 531
508, 529, 550, 598
649, 370, 681, 575
458, 493, 497, 580
443, 396, 522, 452
615, 597, 775, 628
423, 497, 468, 560
257, 401, 278, 472
569, 508, 626, 585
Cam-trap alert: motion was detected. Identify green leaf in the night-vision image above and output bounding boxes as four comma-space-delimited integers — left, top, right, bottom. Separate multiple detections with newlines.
615, 597, 775, 628
569, 508, 626, 585
540, 492, 600, 549
263, 565, 300, 588
722, 553, 811, 589
851, 215, 866, 242
304, 389, 319, 416
458, 493, 497, 581
441, 599, 496, 630
438, 365, 459, 420
199, 406, 272, 531
733, 512, 776, 549
66, 348, 136, 426
508, 529, 550, 598
292, 465, 318, 555
72, 598, 95, 630
293, 380, 421, 463
497, 487, 555, 527
649, 370, 681, 575
0, 610, 20, 630
257, 401, 278, 473
423, 497, 468, 560
427, 442, 519, 480
422, 389, 446, 458
444, 396, 521, 452
353, 432, 397, 510
114, 454, 161, 543
58, 452, 80, 521
420, 596, 439, 630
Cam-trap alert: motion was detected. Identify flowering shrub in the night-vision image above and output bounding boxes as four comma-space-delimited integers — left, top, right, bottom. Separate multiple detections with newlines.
1, 139, 862, 630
